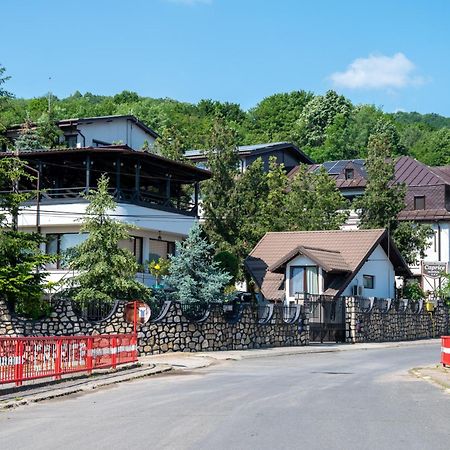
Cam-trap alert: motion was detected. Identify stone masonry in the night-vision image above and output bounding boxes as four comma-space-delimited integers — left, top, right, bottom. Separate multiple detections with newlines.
0, 298, 309, 355
345, 297, 449, 343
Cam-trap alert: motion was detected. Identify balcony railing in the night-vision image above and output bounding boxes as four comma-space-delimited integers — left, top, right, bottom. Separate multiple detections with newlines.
15, 186, 197, 215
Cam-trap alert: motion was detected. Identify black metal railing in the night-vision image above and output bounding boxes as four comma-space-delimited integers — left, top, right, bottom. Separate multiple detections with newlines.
179, 302, 209, 322
71, 299, 117, 322
23, 185, 198, 214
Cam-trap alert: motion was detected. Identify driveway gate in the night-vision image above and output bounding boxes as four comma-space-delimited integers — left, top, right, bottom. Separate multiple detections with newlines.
307, 295, 346, 343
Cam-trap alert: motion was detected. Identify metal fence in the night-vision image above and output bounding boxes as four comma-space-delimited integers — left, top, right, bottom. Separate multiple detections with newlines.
71, 300, 118, 322
0, 334, 137, 387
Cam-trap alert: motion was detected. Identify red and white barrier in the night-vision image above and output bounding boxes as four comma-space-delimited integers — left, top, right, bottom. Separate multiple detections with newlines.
442, 336, 450, 368
0, 334, 137, 386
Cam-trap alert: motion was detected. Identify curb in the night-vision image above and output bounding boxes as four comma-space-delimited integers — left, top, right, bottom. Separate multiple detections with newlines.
0, 364, 173, 410
410, 366, 450, 394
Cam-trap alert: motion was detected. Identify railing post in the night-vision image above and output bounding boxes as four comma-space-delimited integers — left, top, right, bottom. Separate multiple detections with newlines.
15, 340, 24, 387
55, 339, 62, 380
87, 337, 93, 375
111, 337, 117, 369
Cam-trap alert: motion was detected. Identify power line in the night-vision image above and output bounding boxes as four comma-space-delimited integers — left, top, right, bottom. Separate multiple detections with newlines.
18, 207, 197, 220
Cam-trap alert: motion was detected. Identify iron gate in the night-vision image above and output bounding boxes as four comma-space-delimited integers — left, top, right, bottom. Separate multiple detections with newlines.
308, 295, 346, 343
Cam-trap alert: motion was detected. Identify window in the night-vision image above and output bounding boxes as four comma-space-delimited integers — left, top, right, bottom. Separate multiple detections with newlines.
46, 233, 88, 269
119, 236, 143, 265
65, 135, 78, 148
289, 266, 319, 296
363, 275, 375, 289
148, 238, 176, 263
344, 168, 354, 180
414, 196, 425, 210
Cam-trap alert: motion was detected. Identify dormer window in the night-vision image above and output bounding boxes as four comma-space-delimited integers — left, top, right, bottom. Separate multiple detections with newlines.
289, 266, 319, 296
344, 168, 354, 180
414, 195, 425, 210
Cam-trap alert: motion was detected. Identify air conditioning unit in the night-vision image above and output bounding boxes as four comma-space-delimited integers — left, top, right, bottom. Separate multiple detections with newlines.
352, 285, 363, 296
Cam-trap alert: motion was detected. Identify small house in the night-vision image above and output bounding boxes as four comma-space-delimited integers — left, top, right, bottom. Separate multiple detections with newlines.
245, 229, 411, 302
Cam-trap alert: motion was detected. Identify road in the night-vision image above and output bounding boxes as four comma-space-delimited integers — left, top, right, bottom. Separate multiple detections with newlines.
1, 343, 449, 450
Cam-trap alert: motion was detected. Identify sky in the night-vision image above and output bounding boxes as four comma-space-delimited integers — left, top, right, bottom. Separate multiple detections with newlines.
1, 0, 450, 115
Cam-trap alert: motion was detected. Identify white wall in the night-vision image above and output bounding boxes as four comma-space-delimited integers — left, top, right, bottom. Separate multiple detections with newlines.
77, 118, 155, 150
18, 202, 195, 236
342, 245, 395, 298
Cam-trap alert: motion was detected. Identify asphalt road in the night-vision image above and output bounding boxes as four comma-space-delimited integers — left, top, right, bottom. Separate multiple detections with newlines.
1, 343, 449, 450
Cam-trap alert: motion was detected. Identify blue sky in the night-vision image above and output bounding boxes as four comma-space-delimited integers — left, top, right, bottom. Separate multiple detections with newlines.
2, 0, 450, 115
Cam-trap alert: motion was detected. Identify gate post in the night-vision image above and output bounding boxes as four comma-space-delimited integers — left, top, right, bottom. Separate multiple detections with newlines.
345, 297, 357, 343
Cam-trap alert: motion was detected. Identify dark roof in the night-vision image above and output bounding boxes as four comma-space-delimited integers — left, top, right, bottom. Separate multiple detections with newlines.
302, 156, 450, 188
398, 209, 450, 221
58, 115, 159, 138
245, 229, 411, 301
430, 165, 450, 184
0, 145, 211, 181
185, 142, 314, 164
6, 115, 159, 139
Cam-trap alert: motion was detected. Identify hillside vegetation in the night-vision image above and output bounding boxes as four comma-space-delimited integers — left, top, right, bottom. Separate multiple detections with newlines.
1, 87, 449, 166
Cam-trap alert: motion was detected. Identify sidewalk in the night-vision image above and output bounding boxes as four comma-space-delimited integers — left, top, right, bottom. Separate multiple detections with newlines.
0, 339, 442, 410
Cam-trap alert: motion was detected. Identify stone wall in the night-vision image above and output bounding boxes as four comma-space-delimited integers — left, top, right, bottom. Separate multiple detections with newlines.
136, 303, 308, 354
345, 297, 449, 343
0, 298, 309, 355
0, 298, 134, 338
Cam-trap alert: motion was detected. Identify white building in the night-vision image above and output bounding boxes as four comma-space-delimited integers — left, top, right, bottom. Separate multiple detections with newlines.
4, 114, 158, 151
1, 143, 209, 289
290, 156, 450, 294
245, 229, 411, 302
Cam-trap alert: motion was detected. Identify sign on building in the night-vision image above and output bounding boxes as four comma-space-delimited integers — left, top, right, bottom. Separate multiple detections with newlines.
422, 262, 448, 278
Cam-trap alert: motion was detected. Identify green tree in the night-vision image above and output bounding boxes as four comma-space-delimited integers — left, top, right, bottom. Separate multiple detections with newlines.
15, 115, 44, 150
213, 250, 240, 286
153, 125, 188, 161
0, 157, 53, 318
411, 128, 450, 166
355, 135, 433, 264
163, 222, 231, 304
37, 111, 63, 148
65, 175, 150, 304
232, 158, 269, 260
258, 157, 288, 232
0, 65, 13, 148
355, 134, 406, 230
286, 166, 349, 231
201, 117, 240, 248
295, 90, 353, 148
393, 221, 434, 266
370, 118, 405, 156
246, 91, 314, 143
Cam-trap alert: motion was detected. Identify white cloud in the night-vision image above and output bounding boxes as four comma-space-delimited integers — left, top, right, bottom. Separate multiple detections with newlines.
165, 0, 212, 5
330, 53, 425, 89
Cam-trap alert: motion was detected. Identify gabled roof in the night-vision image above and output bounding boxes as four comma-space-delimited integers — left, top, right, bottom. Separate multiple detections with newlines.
185, 142, 314, 164
245, 229, 411, 301
269, 245, 350, 273
6, 115, 159, 139
58, 115, 159, 138
296, 156, 450, 189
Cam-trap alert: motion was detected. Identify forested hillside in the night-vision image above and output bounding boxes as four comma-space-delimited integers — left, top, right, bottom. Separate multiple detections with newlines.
1, 83, 449, 166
